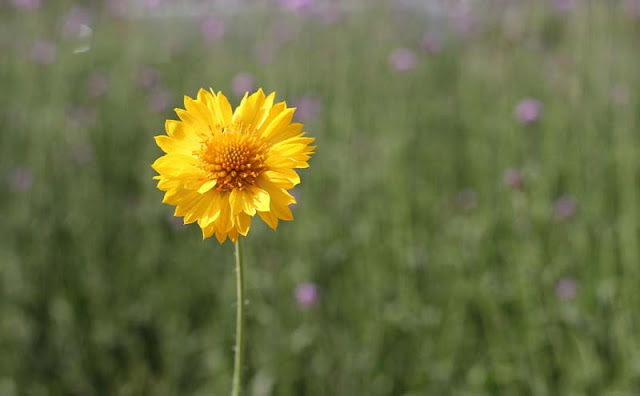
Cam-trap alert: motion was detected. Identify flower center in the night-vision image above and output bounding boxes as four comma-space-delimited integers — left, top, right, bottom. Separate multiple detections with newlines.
196, 125, 268, 192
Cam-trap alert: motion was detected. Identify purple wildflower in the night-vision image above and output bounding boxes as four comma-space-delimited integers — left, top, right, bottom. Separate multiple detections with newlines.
421, 33, 442, 55
295, 283, 320, 308
503, 168, 524, 190
30, 41, 56, 65
231, 72, 255, 97
611, 84, 630, 105
201, 16, 226, 42
626, 0, 640, 17
9, 167, 34, 192
319, 3, 341, 24
12, 0, 41, 11
137, 67, 160, 90
149, 88, 171, 113
255, 43, 277, 65
70, 143, 94, 165
88, 73, 109, 98
553, 195, 577, 221
515, 98, 543, 125
293, 95, 322, 122
63, 7, 92, 36
282, 0, 313, 13
389, 48, 417, 72
450, 4, 477, 36
555, 278, 577, 300
552, 0, 576, 12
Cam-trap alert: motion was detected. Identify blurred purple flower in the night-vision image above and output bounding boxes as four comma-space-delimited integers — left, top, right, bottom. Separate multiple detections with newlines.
293, 95, 322, 122
282, 0, 313, 13
611, 84, 630, 105
503, 168, 524, 190
552, 0, 576, 12
274, 23, 300, 44
421, 33, 442, 55
137, 67, 160, 90
231, 72, 255, 97
63, 7, 92, 36
450, 5, 477, 36
626, 0, 640, 17
107, 0, 128, 17
30, 41, 57, 65
70, 143, 94, 165
143, 0, 165, 8
295, 283, 320, 308
456, 189, 477, 211
149, 88, 171, 113
88, 73, 109, 98
255, 43, 277, 65
389, 48, 417, 72
9, 167, 33, 192
515, 98, 543, 125
12, 0, 42, 11
201, 16, 226, 42
66, 106, 97, 129
319, 3, 342, 24
553, 195, 577, 221
555, 278, 577, 300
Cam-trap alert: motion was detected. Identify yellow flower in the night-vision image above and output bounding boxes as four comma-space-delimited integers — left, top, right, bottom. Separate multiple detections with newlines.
152, 88, 315, 243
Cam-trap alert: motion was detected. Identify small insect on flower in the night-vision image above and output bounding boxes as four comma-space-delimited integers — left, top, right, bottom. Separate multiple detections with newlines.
152, 89, 315, 243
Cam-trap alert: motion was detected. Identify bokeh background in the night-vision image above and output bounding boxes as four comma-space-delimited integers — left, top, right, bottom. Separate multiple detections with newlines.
2, 0, 640, 394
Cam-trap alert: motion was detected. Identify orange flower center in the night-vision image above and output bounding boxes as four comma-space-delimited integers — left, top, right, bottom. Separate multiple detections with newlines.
196, 125, 268, 192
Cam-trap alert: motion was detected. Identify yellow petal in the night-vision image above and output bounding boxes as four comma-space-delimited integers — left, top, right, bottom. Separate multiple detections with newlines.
235, 212, 252, 236
201, 221, 216, 239
264, 122, 303, 145
232, 89, 266, 127
248, 186, 270, 212
258, 210, 279, 230
215, 230, 228, 243
152, 154, 198, 176
257, 102, 287, 134
197, 179, 217, 193
198, 192, 222, 228
154, 135, 196, 156
229, 189, 255, 216
214, 193, 233, 233
175, 109, 208, 137
227, 229, 239, 243
165, 119, 199, 141
213, 91, 233, 126
254, 92, 276, 129
262, 170, 300, 189
184, 95, 213, 126
261, 108, 295, 142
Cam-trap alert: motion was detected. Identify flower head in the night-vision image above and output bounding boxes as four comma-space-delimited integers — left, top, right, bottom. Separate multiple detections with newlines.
555, 278, 577, 300
389, 48, 417, 72
515, 98, 543, 125
553, 195, 577, 221
295, 283, 320, 307
30, 41, 57, 65
12, 0, 41, 11
152, 89, 315, 243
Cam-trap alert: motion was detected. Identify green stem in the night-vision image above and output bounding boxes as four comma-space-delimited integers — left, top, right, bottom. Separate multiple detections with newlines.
231, 238, 245, 396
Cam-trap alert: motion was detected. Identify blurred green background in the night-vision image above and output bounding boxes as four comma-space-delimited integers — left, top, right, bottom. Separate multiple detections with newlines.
2, 0, 640, 394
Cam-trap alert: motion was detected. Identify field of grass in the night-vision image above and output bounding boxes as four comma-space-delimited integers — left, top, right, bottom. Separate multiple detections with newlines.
2, 0, 640, 394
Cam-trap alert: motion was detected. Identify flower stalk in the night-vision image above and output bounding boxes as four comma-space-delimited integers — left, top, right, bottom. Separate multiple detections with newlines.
231, 238, 245, 396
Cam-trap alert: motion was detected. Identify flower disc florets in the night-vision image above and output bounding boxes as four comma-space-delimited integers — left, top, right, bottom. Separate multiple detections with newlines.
196, 124, 268, 192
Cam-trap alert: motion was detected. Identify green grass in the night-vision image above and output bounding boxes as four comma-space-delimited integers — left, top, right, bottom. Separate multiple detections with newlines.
2, 1, 640, 395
